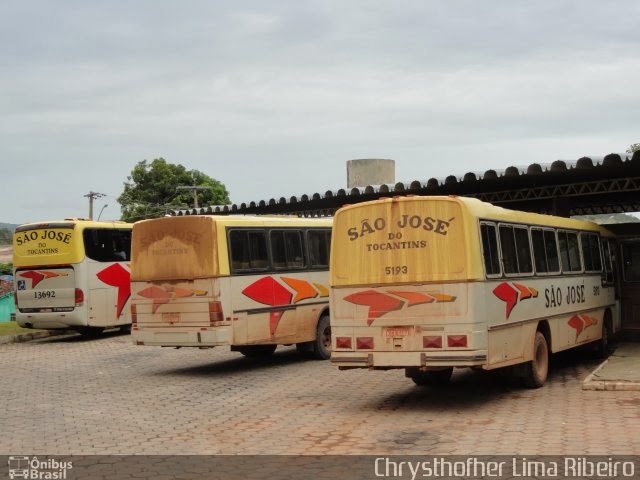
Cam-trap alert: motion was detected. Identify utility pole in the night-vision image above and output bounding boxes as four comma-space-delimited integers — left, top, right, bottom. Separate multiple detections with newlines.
176, 185, 212, 209
84, 191, 106, 220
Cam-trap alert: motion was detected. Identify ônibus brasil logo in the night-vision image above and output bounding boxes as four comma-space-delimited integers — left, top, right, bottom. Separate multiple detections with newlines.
7, 456, 72, 479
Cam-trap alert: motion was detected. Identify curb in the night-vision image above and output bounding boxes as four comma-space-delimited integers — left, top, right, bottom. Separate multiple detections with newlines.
582, 358, 640, 391
0, 329, 71, 345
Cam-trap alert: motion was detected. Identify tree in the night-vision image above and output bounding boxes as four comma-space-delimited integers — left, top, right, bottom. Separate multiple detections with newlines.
0, 228, 12, 245
0, 263, 12, 275
117, 158, 230, 222
627, 143, 640, 154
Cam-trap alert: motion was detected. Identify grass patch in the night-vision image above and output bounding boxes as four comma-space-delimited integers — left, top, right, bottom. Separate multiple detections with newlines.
0, 321, 46, 336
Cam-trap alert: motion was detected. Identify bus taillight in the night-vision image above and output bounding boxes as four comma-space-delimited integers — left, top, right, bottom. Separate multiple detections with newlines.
75, 288, 84, 306
209, 301, 223, 325
447, 335, 468, 348
356, 337, 374, 350
423, 336, 443, 348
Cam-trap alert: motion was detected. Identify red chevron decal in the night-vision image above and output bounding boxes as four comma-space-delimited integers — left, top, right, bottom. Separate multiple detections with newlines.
389, 291, 435, 306
96, 263, 131, 319
493, 282, 519, 318
270, 310, 285, 336
344, 290, 404, 325
568, 314, 599, 340
19, 271, 46, 288
242, 276, 292, 306
19, 270, 68, 288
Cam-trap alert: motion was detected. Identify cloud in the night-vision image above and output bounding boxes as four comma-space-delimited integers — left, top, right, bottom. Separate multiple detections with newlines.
0, 0, 638, 223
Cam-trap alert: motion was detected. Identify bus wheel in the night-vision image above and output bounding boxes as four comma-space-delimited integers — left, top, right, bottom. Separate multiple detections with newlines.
594, 315, 613, 359
523, 331, 549, 388
407, 367, 453, 386
76, 327, 104, 338
237, 345, 277, 358
311, 314, 331, 360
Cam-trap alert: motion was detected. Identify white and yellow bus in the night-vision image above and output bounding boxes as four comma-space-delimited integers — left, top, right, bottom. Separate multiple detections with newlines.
130, 215, 333, 359
13, 219, 133, 336
330, 196, 618, 387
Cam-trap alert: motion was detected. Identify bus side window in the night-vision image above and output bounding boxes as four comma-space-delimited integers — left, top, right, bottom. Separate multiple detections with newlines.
558, 231, 582, 273
229, 230, 251, 271
230, 230, 268, 271
544, 230, 560, 273
602, 239, 614, 284
248, 231, 268, 269
581, 233, 602, 273
284, 231, 304, 268
480, 223, 500, 276
499, 224, 532, 275
271, 230, 304, 270
532, 228, 559, 274
308, 230, 330, 268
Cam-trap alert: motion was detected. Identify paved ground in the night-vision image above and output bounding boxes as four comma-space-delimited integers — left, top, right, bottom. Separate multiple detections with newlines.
1, 331, 639, 456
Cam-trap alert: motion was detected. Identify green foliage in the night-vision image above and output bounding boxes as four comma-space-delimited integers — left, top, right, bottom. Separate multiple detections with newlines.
117, 158, 230, 222
627, 143, 640, 154
0, 228, 12, 245
0, 263, 12, 275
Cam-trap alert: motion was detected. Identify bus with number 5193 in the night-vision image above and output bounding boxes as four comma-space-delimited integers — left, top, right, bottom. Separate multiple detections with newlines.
329, 195, 618, 387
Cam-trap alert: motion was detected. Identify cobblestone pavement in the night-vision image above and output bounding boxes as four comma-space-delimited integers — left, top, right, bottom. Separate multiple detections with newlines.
1, 331, 639, 456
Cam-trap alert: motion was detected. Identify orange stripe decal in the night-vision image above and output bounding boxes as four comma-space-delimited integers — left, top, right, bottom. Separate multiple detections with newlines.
281, 277, 318, 303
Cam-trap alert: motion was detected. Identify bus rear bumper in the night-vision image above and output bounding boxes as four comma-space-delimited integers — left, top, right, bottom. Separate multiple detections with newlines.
131, 327, 232, 347
330, 350, 488, 370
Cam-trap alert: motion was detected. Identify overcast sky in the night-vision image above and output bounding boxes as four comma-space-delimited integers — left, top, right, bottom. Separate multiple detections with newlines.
1, 1, 638, 224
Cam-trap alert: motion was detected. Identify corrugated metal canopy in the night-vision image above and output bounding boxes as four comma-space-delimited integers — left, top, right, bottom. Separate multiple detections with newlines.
171, 151, 640, 218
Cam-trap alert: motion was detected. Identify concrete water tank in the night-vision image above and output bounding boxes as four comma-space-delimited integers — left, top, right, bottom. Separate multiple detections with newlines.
346, 159, 395, 188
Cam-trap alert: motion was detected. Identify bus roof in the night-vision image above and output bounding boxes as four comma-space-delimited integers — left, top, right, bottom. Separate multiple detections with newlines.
15, 219, 132, 232
137, 215, 333, 228
336, 196, 612, 234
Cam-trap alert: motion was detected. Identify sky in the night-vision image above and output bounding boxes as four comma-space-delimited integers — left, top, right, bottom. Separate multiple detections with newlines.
1, 1, 638, 225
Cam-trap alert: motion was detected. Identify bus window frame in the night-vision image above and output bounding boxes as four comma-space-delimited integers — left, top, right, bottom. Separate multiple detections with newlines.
270, 229, 305, 271
558, 229, 583, 274
530, 227, 561, 276
580, 232, 603, 274
228, 228, 270, 274
497, 222, 534, 278
306, 229, 331, 270
480, 221, 502, 278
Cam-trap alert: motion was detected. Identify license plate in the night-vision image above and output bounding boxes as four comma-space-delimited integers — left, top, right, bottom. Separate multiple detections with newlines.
384, 327, 411, 337
162, 312, 181, 323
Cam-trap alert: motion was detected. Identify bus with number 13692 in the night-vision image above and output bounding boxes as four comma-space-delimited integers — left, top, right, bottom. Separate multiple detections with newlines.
13, 219, 133, 336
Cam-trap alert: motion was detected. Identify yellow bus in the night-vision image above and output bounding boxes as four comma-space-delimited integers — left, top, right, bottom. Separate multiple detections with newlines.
13, 219, 133, 336
330, 196, 618, 387
130, 215, 333, 359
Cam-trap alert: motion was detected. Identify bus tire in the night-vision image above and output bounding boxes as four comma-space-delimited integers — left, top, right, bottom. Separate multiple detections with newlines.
594, 316, 613, 359
407, 367, 453, 386
523, 331, 549, 388
311, 314, 331, 360
236, 345, 277, 357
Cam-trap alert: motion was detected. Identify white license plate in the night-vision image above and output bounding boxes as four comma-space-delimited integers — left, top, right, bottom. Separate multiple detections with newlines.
162, 312, 181, 323
384, 327, 411, 337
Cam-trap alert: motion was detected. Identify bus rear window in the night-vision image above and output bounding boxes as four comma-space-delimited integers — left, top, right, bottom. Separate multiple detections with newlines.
83, 228, 132, 262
